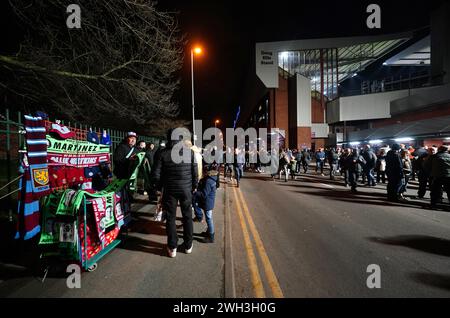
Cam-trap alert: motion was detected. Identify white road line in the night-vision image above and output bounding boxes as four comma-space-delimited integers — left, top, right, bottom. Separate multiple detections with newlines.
318, 183, 334, 188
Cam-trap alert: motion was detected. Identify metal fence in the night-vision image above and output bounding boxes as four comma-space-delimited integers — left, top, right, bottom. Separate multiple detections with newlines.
0, 108, 160, 218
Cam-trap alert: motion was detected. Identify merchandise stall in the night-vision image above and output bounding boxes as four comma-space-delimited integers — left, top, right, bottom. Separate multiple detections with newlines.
15, 114, 144, 272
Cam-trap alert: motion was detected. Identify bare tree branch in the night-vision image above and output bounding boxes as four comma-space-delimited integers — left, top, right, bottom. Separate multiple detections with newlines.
1, 0, 185, 134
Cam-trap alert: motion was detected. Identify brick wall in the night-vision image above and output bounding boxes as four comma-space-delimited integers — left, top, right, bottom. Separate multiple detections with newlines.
296, 127, 312, 149
313, 138, 326, 150
311, 97, 325, 123
274, 76, 289, 147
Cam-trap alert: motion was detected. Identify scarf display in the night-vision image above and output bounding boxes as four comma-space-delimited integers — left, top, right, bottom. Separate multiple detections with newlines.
38, 152, 145, 261
39, 192, 79, 260
47, 135, 110, 167
114, 192, 124, 228
17, 112, 147, 266
91, 193, 115, 245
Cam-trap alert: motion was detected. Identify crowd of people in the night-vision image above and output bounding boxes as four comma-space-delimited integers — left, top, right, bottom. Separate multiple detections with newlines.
272, 143, 450, 207
112, 130, 450, 257
113, 130, 219, 258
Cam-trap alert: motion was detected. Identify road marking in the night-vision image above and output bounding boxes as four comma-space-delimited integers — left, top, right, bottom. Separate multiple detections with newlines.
236, 188, 284, 298
231, 186, 266, 298
297, 175, 335, 189
224, 181, 236, 297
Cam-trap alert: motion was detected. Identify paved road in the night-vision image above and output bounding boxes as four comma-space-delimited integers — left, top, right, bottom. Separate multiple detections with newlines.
2, 169, 450, 298
227, 171, 450, 297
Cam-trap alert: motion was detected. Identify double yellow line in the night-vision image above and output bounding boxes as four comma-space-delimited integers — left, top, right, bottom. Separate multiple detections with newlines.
231, 185, 284, 298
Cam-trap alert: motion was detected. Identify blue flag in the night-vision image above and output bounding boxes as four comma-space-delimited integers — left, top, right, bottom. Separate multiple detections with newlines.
233, 106, 241, 129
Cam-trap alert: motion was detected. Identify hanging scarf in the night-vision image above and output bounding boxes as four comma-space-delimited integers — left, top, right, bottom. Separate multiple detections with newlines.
38, 152, 145, 258
24, 115, 51, 199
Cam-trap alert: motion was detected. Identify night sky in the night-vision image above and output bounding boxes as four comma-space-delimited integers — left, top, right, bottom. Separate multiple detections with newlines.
1, 0, 442, 130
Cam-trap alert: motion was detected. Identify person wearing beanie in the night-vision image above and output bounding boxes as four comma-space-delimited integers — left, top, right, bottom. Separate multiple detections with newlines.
112, 131, 138, 218
113, 132, 138, 179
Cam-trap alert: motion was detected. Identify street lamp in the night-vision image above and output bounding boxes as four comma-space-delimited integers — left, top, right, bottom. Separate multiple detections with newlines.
214, 119, 220, 129
191, 46, 202, 146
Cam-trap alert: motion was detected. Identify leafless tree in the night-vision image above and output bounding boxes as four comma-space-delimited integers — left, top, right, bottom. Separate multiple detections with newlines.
0, 0, 184, 134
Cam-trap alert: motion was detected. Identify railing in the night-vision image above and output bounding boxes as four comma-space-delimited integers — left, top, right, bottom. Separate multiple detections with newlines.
0, 108, 160, 219
339, 71, 447, 97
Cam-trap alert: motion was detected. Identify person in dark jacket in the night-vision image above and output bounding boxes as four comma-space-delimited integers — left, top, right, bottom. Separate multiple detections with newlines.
148, 142, 166, 201
425, 145, 450, 208
113, 132, 139, 220
346, 148, 365, 192
151, 129, 199, 258
145, 143, 156, 169
327, 148, 339, 180
386, 144, 404, 202
416, 147, 434, 198
223, 147, 234, 181
361, 144, 377, 186
113, 132, 138, 179
340, 148, 352, 187
193, 165, 219, 243
315, 148, 326, 175
294, 150, 302, 174
301, 149, 311, 173
142, 143, 156, 197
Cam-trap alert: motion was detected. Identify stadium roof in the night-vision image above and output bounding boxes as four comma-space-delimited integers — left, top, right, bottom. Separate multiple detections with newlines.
256, 32, 414, 98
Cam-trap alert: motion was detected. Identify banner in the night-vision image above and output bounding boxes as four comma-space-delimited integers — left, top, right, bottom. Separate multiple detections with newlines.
48, 153, 109, 167
55, 189, 85, 216
91, 194, 115, 244
47, 135, 110, 167
47, 136, 110, 154
114, 192, 124, 228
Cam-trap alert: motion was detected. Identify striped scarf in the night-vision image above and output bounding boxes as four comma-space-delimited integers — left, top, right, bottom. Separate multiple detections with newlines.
15, 115, 51, 240
15, 168, 41, 240
24, 115, 51, 199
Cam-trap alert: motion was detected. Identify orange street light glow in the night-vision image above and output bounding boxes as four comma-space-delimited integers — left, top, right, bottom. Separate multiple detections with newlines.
215, 119, 220, 124
193, 47, 202, 54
